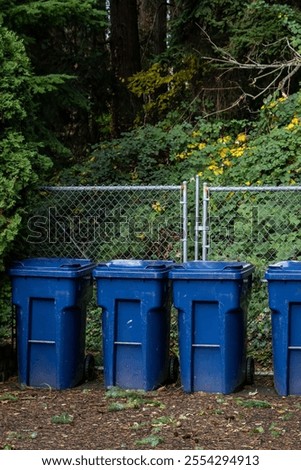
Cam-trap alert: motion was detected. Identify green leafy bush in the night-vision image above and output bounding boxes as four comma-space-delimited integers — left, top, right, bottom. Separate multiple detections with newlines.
0, 24, 52, 339
0, 25, 52, 269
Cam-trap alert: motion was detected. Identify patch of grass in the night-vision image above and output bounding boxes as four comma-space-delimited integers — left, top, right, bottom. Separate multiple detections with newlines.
6, 431, 23, 440
131, 421, 148, 430
252, 425, 265, 434
149, 416, 176, 436
105, 387, 146, 399
236, 398, 271, 408
105, 386, 165, 412
214, 409, 224, 415
51, 412, 74, 424
136, 435, 164, 448
269, 422, 283, 437
108, 397, 165, 411
6, 430, 39, 441
108, 402, 128, 412
280, 412, 294, 421
108, 400, 141, 412
0, 392, 18, 401
151, 416, 174, 427
147, 400, 165, 409
216, 397, 226, 404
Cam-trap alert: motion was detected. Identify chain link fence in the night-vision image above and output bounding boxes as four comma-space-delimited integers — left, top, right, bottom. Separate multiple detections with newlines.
26, 184, 187, 262
22, 183, 188, 361
195, 178, 301, 368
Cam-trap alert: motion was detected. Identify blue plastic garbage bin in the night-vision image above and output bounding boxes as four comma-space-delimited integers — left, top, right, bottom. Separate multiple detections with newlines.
93, 260, 175, 391
9, 258, 95, 389
169, 261, 255, 394
265, 261, 301, 396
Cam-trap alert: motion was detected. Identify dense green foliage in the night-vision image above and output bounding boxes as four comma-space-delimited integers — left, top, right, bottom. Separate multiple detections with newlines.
0, 23, 52, 337
57, 91, 301, 188
1, 0, 109, 162
0, 24, 52, 263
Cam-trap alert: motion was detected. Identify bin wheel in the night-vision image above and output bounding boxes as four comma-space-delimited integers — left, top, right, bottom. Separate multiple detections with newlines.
245, 356, 255, 385
167, 354, 179, 384
84, 353, 95, 381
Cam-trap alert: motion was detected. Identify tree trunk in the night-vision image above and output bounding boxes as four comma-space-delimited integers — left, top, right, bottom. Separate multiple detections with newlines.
138, 0, 167, 65
110, 0, 142, 135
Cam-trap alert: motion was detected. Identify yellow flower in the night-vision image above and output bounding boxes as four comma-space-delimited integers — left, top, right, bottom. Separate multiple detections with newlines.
197, 171, 203, 176
223, 159, 232, 167
285, 115, 301, 130
218, 135, 231, 144
261, 96, 287, 110
291, 116, 300, 125
267, 101, 277, 109
192, 131, 200, 138
208, 161, 223, 175
285, 115, 300, 130
176, 141, 206, 160
131, 170, 138, 181
208, 162, 218, 171
235, 133, 247, 144
176, 152, 187, 160
152, 201, 164, 213
230, 147, 245, 157
219, 147, 229, 159
245, 181, 251, 186
136, 233, 146, 240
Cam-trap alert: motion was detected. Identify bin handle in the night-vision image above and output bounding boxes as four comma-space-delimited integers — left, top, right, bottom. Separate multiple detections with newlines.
60, 263, 82, 269
223, 264, 244, 270
94, 262, 170, 270
145, 263, 168, 270
10, 261, 25, 267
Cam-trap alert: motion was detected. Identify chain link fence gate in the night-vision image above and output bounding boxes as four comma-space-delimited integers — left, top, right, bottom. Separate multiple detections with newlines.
26, 183, 188, 262
194, 175, 301, 368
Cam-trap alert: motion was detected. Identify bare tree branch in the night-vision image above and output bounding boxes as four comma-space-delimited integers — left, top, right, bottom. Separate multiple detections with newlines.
202, 94, 246, 118
195, 23, 301, 102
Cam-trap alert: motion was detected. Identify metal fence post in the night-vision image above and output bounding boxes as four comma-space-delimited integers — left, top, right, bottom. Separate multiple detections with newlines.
202, 182, 209, 261
194, 175, 200, 261
181, 181, 188, 262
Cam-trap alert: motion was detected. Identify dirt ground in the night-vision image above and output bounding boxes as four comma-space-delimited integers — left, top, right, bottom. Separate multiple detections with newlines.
1, 371, 301, 451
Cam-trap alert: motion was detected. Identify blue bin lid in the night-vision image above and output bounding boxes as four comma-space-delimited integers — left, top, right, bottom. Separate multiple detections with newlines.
93, 259, 174, 279
8, 258, 96, 278
265, 260, 301, 280
169, 261, 255, 280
